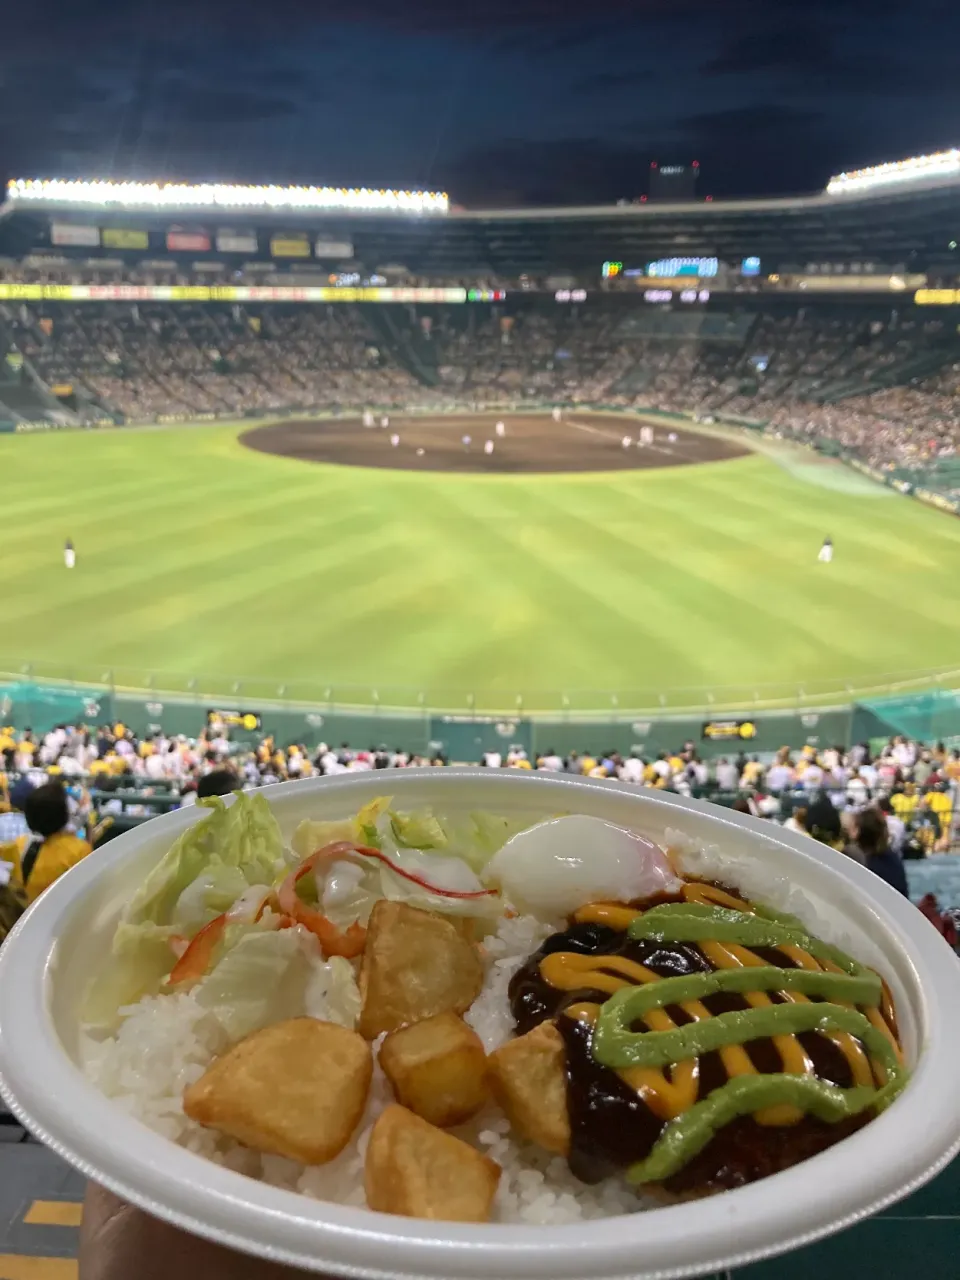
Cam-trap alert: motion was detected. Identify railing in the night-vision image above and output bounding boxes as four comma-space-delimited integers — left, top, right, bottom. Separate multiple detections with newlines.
3, 658, 960, 717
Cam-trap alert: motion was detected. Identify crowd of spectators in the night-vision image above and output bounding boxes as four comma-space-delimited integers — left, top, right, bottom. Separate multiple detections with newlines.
2, 719, 956, 840
2, 721, 958, 942
5, 303, 421, 421
3, 297, 960, 491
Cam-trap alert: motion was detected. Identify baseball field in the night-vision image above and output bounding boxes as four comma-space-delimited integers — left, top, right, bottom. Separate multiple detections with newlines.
3, 411, 959, 712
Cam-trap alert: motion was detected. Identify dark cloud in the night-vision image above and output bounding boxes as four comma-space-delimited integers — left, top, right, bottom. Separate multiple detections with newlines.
677, 104, 828, 135
573, 71, 648, 94
162, 88, 298, 124
0, 0, 954, 204
701, 24, 838, 77
438, 137, 643, 207
668, 103, 842, 198
700, 10, 960, 98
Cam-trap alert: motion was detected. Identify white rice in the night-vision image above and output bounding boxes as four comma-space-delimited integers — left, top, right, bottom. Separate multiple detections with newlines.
83, 836, 838, 1225
82, 909, 646, 1222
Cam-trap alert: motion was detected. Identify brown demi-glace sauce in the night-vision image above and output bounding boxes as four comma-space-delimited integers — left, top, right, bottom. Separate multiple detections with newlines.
507, 889, 878, 1196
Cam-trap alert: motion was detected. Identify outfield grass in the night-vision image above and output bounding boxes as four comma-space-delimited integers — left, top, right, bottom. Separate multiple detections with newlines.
2, 420, 960, 712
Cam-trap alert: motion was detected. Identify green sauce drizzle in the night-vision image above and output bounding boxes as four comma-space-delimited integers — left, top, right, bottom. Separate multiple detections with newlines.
628, 902, 872, 977
586, 902, 906, 1184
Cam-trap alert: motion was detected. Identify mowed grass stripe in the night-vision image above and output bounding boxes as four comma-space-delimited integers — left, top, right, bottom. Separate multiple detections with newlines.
599, 457, 960, 677
584, 475, 888, 667
3, 426, 960, 700
421, 478, 691, 691
520, 467, 838, 681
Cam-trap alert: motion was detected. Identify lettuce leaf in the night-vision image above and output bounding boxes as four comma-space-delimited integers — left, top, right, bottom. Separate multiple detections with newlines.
196, 929, 363, 1040
195, 928, 315, 1041
305, 955, 362, 1028
416, 809, 541, 873
390, 810, 447, 850
82, 922, 179, 1030
291, 796, 393, 860
171, 863, 251, 933
291, 817, 357, 861
124, 792, 282, 929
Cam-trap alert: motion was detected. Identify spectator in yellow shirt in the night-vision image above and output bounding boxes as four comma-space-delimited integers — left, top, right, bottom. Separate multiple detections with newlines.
923, 786, 953, 852
12, 782, 92, 904
890, 786, 919, 825
740, 757, 764, 787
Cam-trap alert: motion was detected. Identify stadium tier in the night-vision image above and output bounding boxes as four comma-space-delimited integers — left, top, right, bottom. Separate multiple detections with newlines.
2, 158, 960, 717
0, 298, 958, 495
1, 161, 960, 492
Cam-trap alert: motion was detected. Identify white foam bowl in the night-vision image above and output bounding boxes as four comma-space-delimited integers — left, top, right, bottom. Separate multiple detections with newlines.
2, 770, 959, 1280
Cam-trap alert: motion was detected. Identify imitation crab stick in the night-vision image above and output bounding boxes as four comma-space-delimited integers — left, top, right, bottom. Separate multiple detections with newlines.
278, 839, 497, 958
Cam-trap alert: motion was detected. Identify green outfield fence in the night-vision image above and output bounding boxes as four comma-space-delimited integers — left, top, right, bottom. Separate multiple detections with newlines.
4, 665, 960, 762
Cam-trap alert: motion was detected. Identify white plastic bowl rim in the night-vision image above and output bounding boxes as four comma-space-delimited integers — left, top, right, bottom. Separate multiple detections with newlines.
1, 770, 959, 1280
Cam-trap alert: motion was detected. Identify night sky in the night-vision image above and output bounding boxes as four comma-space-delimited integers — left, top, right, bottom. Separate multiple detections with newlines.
2, 0, 958, 208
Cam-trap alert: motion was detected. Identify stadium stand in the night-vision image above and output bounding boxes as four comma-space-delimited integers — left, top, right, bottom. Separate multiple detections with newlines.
3, 296, 960, 501
2, 722, 957, 943
1, 720, 956, 845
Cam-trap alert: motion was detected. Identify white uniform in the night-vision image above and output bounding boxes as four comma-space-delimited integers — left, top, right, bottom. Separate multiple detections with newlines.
64, 544, 75, 569
484, 440, 494, 454
621, 436, 632, 449
462, 435, 471, 449
362, 410, 374, 428
640, 425, 654, 446
818, 541, 834, 563
380, 416, 389, 429
668, 432, 678, 443
390, 433, 400, 447
495, 421, 505, 437
552, 407, 562, 422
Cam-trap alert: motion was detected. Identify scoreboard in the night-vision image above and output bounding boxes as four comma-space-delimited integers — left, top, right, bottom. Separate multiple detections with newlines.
648, 161, 699, 202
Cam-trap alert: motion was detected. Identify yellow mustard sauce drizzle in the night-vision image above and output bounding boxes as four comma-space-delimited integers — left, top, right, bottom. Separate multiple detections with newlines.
549, 882, 899, 1126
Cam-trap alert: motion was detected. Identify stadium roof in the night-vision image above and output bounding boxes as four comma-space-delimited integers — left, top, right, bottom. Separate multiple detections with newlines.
3, 161, 960, 275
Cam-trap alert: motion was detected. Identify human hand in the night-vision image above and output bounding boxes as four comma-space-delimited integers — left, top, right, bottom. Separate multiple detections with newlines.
79, 1183, 311, 1279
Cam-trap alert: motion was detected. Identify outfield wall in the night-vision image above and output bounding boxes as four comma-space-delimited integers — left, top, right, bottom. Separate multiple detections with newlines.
4, 677, 960, 760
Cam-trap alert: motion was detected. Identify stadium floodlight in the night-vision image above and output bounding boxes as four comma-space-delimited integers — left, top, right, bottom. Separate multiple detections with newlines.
826, 149, 960, 195
5, 179, 449, 215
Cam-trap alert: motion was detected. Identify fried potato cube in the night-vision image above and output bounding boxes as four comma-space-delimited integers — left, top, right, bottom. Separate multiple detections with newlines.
488, 1020, 570, 1155
365, 1104, 500, 1222
379, 1012, 488, 1127
183, 1017, 372, 1165
358, 901, 483, 1039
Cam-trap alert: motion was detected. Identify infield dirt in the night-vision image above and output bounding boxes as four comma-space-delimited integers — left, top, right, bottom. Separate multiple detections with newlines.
240, 412, 750, 474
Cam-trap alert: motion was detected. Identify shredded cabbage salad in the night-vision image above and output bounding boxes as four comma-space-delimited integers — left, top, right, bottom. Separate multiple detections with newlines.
83, 792, 534, 1035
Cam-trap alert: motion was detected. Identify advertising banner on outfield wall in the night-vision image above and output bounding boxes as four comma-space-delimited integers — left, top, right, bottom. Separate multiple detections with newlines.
270, 236, 311, 258
314, 239, 354, 258
702, 719, 758, 742
51, 222, 101, 247
216, 230, 258, 253
0, 282, 467, 303
102, 227, 149, 250
166, 229, 211, 252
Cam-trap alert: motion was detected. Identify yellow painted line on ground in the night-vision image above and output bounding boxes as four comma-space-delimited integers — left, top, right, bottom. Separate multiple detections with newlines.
23, 1203, 83, 1228
0, 1256, 78, 1280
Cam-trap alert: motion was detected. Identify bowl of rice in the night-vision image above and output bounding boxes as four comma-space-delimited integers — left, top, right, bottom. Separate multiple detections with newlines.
1, 769, 959, 1280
